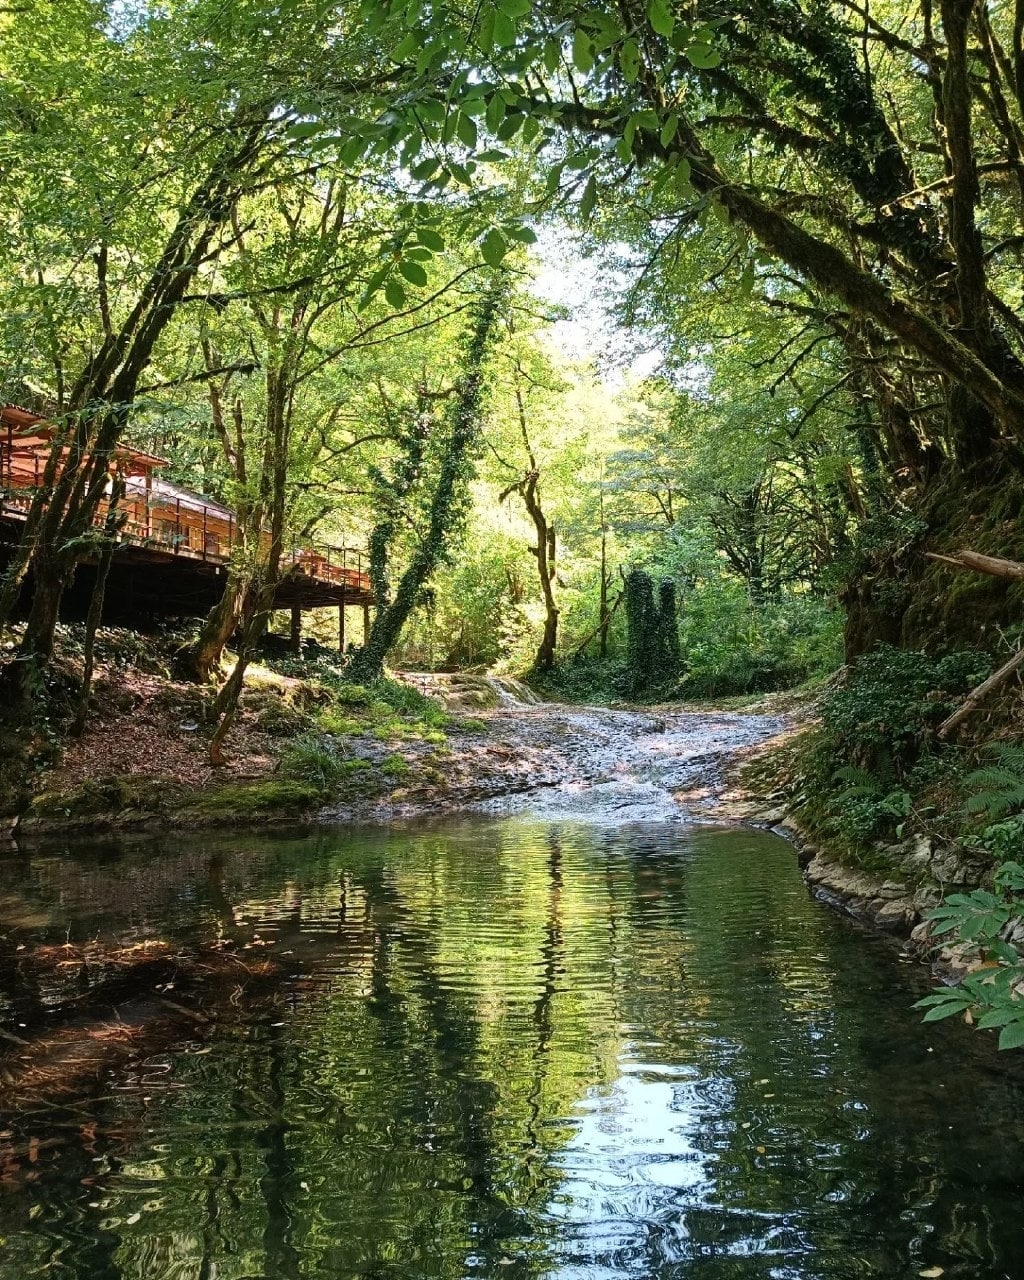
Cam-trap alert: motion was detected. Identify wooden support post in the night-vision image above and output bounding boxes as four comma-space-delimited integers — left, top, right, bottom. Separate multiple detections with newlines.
338, 594, 346, 653
290, 605, 302, 654
363, 603, 371, 644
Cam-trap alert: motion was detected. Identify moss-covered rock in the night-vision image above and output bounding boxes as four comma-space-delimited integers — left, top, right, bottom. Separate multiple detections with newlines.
186, 779, 321, 818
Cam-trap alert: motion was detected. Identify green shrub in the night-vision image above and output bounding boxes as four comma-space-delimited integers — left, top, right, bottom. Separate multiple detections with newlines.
679, 591, 843, 698
914, 860, 1024, 1051
818, 645, 990, 779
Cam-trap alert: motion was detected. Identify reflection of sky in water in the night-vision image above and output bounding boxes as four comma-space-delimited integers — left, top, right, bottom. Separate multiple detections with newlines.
2, 821, 1024, 1280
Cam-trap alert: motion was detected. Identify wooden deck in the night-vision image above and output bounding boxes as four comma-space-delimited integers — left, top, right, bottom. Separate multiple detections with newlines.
1, 405, 374, 618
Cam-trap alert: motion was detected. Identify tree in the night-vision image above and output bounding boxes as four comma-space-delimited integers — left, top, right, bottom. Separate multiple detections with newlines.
345, 278, 507, 684
364, 0, 1024, 654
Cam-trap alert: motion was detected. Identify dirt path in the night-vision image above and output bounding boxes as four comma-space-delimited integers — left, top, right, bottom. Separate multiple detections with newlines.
323, 677, 793, 825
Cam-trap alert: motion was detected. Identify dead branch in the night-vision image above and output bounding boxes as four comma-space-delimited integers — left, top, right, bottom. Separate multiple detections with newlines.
573, 591, 624, 656
926, 549, 1024, 579
938, 646, 1024, 738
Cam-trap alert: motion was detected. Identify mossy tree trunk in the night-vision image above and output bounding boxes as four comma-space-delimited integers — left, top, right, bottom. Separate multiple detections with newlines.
346, 282, 505, 686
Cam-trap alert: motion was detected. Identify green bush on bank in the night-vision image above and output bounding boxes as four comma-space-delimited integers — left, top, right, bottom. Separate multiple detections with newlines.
786, 645, 992, 848
532, 593, 842, 704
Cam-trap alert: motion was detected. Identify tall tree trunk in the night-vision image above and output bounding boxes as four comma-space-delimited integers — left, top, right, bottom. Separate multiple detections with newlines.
346, 284, 504, 685
0, 118, 266, 708
179, 572, 253, 683
70, 475, 125, 736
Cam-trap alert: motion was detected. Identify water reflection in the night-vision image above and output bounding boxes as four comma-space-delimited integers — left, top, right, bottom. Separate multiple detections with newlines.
0, 820, 1022, 1279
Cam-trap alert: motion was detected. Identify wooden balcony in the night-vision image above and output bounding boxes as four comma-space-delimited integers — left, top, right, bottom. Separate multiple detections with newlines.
1, 405, 374, 618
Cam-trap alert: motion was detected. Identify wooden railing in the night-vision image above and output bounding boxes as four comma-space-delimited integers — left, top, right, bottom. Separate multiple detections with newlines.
1, 462, 369, 594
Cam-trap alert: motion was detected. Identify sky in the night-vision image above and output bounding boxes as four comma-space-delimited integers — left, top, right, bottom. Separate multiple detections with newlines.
531, 230, 664, 384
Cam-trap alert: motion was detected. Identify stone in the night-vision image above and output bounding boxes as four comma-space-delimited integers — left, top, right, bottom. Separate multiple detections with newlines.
872, 899, 915, 931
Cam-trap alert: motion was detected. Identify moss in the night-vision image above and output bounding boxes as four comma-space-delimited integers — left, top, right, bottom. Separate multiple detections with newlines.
28, 775, 185, 822
380, 753, 410, 778
189, 779, 321, 817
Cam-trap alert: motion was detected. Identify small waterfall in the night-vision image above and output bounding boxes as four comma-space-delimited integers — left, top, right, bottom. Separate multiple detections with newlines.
482, 676, 543, 707
399, 672, 542, 710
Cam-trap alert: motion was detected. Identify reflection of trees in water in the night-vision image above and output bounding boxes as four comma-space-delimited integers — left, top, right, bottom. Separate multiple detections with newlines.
3, 826, 1024, 1279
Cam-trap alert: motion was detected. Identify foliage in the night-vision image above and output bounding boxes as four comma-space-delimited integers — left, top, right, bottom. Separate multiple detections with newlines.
623, 569, 680, 698
679, 590, 842, 698
814, 646, 991, 780
914, 862, 1024, 1052
964, 746, 1024, 821
278, 733, 354, 793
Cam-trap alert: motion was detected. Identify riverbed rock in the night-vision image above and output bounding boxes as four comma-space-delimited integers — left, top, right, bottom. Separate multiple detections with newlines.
802, 850, 920, 934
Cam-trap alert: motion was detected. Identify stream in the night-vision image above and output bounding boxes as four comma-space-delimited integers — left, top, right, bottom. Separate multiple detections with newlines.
2, 809, 1024, 1279
3, 696, 1024, 1278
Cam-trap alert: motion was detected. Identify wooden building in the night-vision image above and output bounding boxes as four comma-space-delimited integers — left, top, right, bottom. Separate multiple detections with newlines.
1, 404, 373, 645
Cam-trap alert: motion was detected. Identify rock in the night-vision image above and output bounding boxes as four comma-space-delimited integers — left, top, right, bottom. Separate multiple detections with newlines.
913, 886, 943, 913
872, 899, 916, 931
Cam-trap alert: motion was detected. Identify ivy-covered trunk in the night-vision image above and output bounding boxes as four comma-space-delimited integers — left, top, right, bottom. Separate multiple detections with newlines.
623, 570, 680, 698
346, 283, 504, 685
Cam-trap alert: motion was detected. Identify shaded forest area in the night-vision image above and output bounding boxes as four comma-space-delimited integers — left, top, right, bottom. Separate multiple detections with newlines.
1, 0, 1023, 897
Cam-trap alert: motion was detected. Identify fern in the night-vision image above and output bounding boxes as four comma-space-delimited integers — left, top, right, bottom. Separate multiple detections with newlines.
832, 764, 881, 798
965, 746, 1024, 820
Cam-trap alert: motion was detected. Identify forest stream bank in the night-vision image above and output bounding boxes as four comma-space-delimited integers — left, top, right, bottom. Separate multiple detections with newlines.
5, 652, 989, 986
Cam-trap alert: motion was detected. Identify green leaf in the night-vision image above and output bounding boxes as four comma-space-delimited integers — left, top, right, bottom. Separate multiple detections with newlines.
686, 41, 721, 69
358, 265, 391, 310
288, 121, 322, 139
996, 862, 1024, 891
543, 38, 561, 74
505, 223, 537, 244
485, 93, 506, 134
456, 112, 478, 149
398, 259, 428, 286
493, 9, 516, 47
496, 113, 524, 141
572, 28, 595, 74
384, 278, 407, 308
417, 98, 446, 124
620, 39, 640, 83
477, 8, 496, 51
580, 173, 598, 221
998, 1019, 1024, 1050
521, 116, 541, 146
647, 0, 674, 38
660, 113, 679, 147
498, 0, 531, 14
391, 31, 420, 62
410, 157, 440, 181
545, 162, 565, 194
632, 109, 660, 132
976, 1006, 1018, 1029
480, 227, 509, 266
340, 136, 368, 167
415, 227, 445, 251
920, 1001, 972, 1022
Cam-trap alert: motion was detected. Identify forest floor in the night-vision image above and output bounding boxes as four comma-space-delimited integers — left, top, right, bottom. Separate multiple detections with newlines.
5, 633, 807, 839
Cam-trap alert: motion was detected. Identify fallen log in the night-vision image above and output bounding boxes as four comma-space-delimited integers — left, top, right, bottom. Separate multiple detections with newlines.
926, 549, 1024, 580
938, 646, 1024, 739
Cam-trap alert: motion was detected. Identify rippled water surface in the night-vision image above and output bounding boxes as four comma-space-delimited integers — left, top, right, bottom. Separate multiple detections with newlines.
2, 820, 1023, 1279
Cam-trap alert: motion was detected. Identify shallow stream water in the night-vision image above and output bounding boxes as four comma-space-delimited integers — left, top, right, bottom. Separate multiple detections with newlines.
1, 820, 1023, 1279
